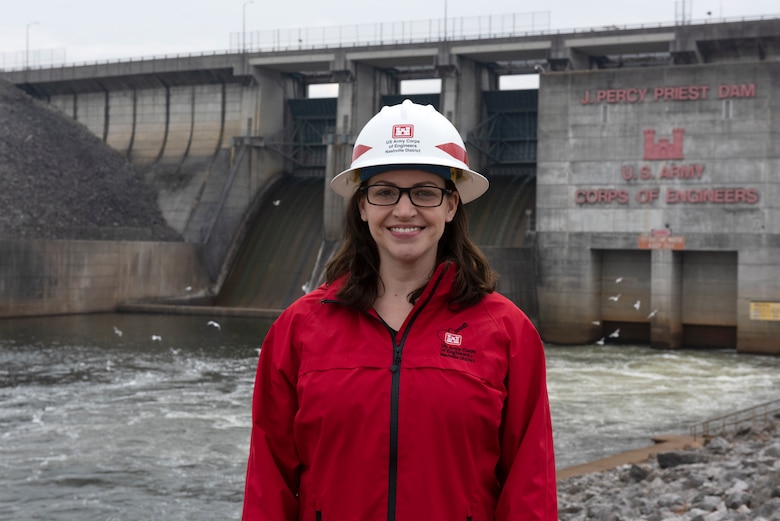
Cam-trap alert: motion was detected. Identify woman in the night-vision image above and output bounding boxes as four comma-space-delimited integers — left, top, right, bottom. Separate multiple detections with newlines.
243, 100, 557, 520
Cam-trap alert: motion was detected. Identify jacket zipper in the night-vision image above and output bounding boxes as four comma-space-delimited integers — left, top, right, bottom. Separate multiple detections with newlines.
385, 264, 450, 521
320, 264, 451, 521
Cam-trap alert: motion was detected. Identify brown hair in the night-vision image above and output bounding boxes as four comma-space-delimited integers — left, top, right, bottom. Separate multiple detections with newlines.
325, 182, 497, 310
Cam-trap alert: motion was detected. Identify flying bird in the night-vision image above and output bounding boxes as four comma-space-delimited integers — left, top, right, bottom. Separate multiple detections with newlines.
615, 277, 623, 283
647, 309, 658, 319
591, 320, 601, 326
633, 300, 641, 310
609, 328, 620, 338
608, 294, 621, 302
113, 326, 123, 337
272, 200, 281, 206
207, 320, 221, 330
596, 337, 605, 345
151, 335, 162, 342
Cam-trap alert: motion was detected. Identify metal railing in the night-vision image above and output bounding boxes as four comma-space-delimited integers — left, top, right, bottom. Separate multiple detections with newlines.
0, 47, 66, 72
229, 12, 780, 54
690, 399, 780, 439
3, 12, 779, 72
232, 12, 550, 52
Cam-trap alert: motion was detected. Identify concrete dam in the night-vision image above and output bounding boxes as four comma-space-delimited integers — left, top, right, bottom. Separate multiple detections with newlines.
213, 171, 535, 312
1, 16, 779, 354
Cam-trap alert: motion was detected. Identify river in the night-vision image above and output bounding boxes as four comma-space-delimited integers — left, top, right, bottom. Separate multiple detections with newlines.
1, 312, 778, 520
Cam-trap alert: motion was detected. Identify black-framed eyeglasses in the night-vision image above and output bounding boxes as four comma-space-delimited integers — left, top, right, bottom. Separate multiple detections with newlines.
362, 184, 453, 207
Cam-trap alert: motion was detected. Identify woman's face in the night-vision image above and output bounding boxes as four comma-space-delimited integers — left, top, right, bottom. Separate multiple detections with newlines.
358, 169, 459, 270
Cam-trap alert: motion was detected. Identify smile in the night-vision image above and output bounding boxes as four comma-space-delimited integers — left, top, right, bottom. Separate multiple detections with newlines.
389, 226, 422, 233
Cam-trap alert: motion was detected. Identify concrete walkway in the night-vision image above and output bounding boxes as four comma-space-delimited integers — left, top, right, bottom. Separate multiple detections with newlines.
556, 434, 705, 481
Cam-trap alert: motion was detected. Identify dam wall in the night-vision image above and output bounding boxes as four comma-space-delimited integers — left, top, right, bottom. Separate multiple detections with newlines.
535, 60, 780, 354
13, 57, 293, 261
0, 240, 209, 317
2, 17, 780, 351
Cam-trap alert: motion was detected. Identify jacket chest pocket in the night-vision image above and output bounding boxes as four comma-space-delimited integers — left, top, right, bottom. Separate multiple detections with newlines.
404, 337, 508, 393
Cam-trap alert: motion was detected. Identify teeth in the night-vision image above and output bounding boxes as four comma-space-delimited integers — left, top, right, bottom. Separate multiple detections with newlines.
390, 227, 420, 233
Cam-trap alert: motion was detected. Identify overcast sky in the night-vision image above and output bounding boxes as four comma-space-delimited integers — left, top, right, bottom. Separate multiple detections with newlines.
1, 0, 778, 68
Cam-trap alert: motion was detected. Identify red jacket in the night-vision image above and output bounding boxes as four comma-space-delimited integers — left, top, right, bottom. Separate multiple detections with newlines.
243, 262, 557, 520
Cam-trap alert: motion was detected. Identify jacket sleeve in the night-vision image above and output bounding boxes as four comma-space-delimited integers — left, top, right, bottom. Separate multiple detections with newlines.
495, 311, 558, 520
242, 311, 301, 521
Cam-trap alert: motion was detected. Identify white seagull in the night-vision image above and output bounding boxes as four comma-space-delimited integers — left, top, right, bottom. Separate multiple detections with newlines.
113, 326, 123, 337
647, 309, 658, 319
608, 294, 621, 302
609, 328, 620, 338
207, 320, 221, 331
151, 335, 162, 342
633, 300, 641, 310
615, 277, 623, 284
596, 337, 606, 345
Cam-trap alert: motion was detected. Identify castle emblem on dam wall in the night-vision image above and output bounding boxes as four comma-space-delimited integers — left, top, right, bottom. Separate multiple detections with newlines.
643, 128, 684, 161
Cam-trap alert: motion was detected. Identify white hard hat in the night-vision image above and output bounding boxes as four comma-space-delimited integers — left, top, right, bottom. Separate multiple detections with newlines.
331, 99, 489, 204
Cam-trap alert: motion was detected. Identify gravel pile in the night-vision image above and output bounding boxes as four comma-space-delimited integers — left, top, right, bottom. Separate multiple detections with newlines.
558, 418, 780, 520
0, 79, 180, 241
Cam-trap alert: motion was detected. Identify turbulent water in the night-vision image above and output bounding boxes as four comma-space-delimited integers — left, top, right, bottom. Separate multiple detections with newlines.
546, 344, 780, 465
1, 313, 778, 520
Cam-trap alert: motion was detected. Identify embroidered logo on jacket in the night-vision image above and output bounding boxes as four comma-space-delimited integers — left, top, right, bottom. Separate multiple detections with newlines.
437, 323, 475, 363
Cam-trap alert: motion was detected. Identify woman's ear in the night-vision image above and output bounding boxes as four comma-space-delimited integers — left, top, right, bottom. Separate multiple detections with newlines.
445, 191, 459, 222
358, 194, 369, 222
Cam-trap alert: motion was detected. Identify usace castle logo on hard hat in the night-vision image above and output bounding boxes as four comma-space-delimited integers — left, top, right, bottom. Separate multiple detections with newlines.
382, 124, 422, 157
392, 124, 414, 139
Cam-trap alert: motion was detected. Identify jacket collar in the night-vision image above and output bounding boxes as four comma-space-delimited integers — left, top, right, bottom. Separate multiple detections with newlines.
322, 261, 456, 305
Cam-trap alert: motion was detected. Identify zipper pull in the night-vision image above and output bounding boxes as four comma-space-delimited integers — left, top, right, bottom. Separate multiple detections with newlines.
390, 345, 402, 372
